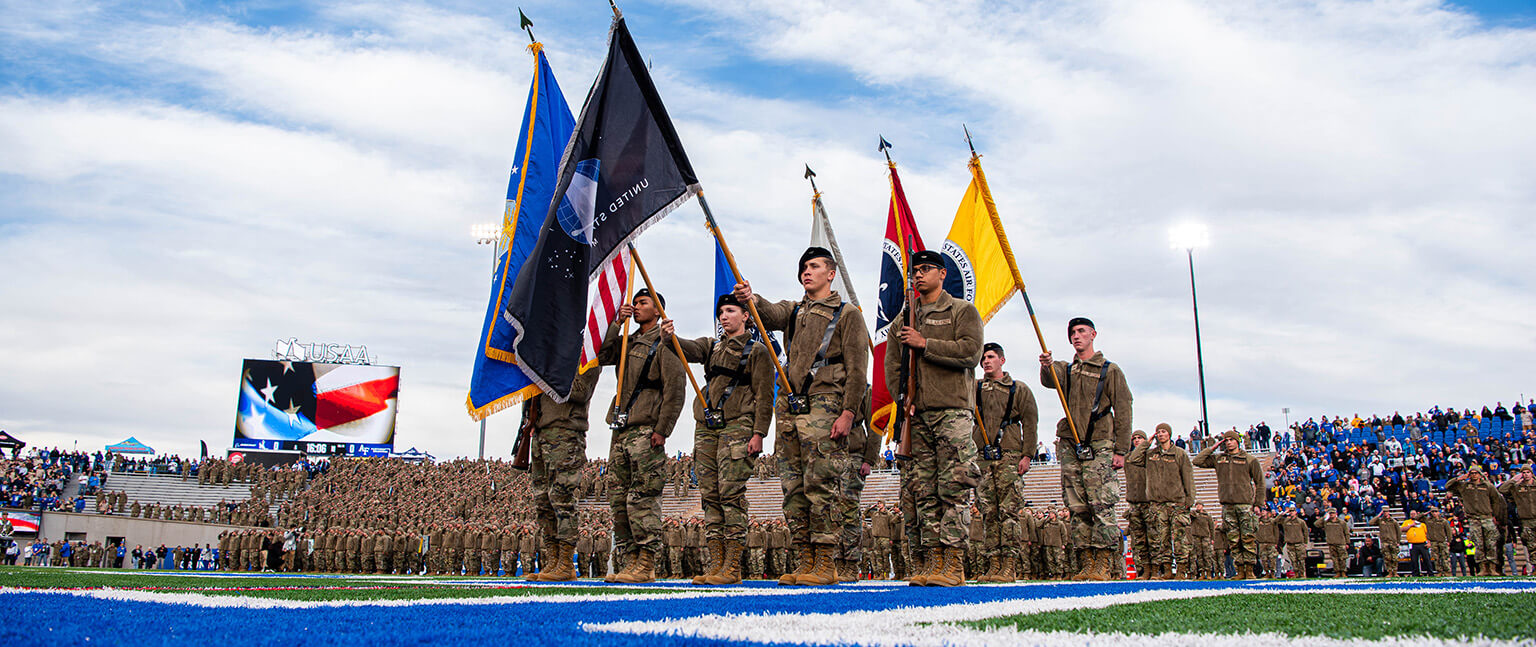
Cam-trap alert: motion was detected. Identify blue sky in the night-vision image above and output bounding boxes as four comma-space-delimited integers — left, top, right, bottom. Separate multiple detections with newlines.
2, 0, 1534, 459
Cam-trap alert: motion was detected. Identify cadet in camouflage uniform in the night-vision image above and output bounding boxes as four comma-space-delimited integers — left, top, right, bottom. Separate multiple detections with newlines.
1449, 465, 1506, 576
663, 293, 774, 585
599, 289, 687, 584
1315, 510, 1352, 577
1193, 429, 1265, 579
1280, 508, 1309, 577
1497, 466, 1536, 573
835, 390, 879, 582
526, 366, 599, 582
1040, 508, 1068, 579
735, 247, 870, 586
1256, 508, 1282, 578
1121, 429, 1151, 579
746, 521, 767, 579
972, 342, 1038, 583
882, 250, 984, 587
1039, 316, 1132, 581
1131, 423, 1193, 579
1426, 508, 1452, 575
1188, 505, 1215, 579
1370, 508, 1400, 577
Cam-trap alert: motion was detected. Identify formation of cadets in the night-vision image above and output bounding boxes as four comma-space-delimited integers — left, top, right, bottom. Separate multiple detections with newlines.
201, 245, 1536, 584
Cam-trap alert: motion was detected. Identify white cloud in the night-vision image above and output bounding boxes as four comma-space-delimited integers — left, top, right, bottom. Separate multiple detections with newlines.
1, 0, 1534, 462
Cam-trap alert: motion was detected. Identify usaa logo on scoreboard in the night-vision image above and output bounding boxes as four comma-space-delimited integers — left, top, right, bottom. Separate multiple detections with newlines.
274, 338, 373, 365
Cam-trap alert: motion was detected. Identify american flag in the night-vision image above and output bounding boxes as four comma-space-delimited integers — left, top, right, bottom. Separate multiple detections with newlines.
580, 246, 632, 371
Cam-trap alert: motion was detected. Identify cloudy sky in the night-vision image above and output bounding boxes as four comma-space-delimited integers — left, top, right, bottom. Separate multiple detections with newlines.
3, 0, 1533, 461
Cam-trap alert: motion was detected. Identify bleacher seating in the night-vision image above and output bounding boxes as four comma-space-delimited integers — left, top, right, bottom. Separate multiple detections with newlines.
85, 472, 283, 517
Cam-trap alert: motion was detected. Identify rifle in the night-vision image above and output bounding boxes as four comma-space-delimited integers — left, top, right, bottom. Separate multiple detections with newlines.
894, 251, 919, 460
510, 398, 538, 470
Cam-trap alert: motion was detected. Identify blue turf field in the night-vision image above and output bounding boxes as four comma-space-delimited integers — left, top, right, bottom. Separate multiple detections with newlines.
5, 577, 1535, 646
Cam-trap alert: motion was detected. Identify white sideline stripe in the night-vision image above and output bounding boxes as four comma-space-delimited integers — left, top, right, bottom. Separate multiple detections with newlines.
0, 584, 878, 609
581, 586, 1535, 647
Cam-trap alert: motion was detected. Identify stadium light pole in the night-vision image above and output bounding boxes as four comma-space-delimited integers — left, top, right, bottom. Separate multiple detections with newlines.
1170, 222, 1211, 440
472, 223, 500, 460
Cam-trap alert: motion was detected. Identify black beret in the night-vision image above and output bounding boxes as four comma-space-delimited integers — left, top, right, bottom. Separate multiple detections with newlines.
911, 249, 944, 269
982, 342, 1004, 356
715, 293, 745, 315
798, 246, 834, 274
633, 288, 665, 309
1067, 316, 1095, 333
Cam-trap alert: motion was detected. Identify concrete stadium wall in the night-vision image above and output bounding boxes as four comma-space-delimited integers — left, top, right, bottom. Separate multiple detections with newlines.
28, 511, 255, 548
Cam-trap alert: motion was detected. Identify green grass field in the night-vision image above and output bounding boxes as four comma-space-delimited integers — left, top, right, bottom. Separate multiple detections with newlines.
959, 592, 1536, 640
0, 566, 660, 600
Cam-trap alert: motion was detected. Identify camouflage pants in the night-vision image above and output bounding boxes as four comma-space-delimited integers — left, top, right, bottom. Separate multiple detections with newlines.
1045, 545, 1066, 577
697, 416, 755, 542
1466, 517, 1499, 566
1057, 438, 1120, 549
609, 424, 665, 556
590, 552, 607, 577
1148, 502, 1190, 568
1327, 543, 1349, 574
1380, 543, 1398, 576
1222, 504, 1259, 566
669, 546, 684, 577
1431, 542, 1450, 574
909, 408, 979, 549
374, 552, 389, 574
1189, 539, 1212, 577
837, 453, 869, 562
871, 538, 892, 578
533, 426, 587, 546
1522, 520, 1536, 568
900, 468, 921, 552
1287, 543, 1308, 576
777, 394, 847, 546
1259, 543, 1280, 576
1124, 502, 1152, 573
978, 453, 1023, 556
747, 547, 765, 578
361, 552, 374, 574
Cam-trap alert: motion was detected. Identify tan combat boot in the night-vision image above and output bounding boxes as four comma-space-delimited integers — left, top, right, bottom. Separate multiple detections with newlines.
926, 547, 967, 587
693, 539, 724, 585
1071, 550, 1098, 581
703, 540, 744, 585
909, 550, 939, 586
614, 549, 655, 584
797, 546, 838, 586
1154, 563, 1174, 580
541, 544, 577, 582
975, 555, 1000, 583
778, 544, 814, 585
526, 541, 558, 581
997, 555, 1017, 583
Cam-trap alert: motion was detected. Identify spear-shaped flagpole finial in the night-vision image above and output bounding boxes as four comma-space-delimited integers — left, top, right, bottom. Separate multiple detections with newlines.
518, 8, 536, 43
878, 135, 893, 165
804, 164, 820, 194
963, 124, 977, 157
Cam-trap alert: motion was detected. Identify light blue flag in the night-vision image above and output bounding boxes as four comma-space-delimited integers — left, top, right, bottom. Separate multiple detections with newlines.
467, 45, 576, 420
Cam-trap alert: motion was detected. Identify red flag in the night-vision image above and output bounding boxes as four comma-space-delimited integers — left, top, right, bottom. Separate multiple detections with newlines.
581, 246, 632, 372
871, 165, 926, 437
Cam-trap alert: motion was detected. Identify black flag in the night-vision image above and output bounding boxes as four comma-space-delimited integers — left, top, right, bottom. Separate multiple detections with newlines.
503, 17, 699, 401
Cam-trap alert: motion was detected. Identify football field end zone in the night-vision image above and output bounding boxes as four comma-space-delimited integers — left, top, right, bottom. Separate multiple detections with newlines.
2, 578, 1533, 647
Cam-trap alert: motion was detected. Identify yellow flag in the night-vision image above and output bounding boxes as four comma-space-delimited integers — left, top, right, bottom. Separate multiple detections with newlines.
940, 155, 1025, 322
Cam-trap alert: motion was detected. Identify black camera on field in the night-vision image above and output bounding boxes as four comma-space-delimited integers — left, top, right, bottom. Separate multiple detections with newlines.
786, 394, 811, 415
703, 408, 726, 430
979, 443, 1003, 461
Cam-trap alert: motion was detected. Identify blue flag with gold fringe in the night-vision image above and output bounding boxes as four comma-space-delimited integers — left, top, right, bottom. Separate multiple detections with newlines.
467, 44, 576, 420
